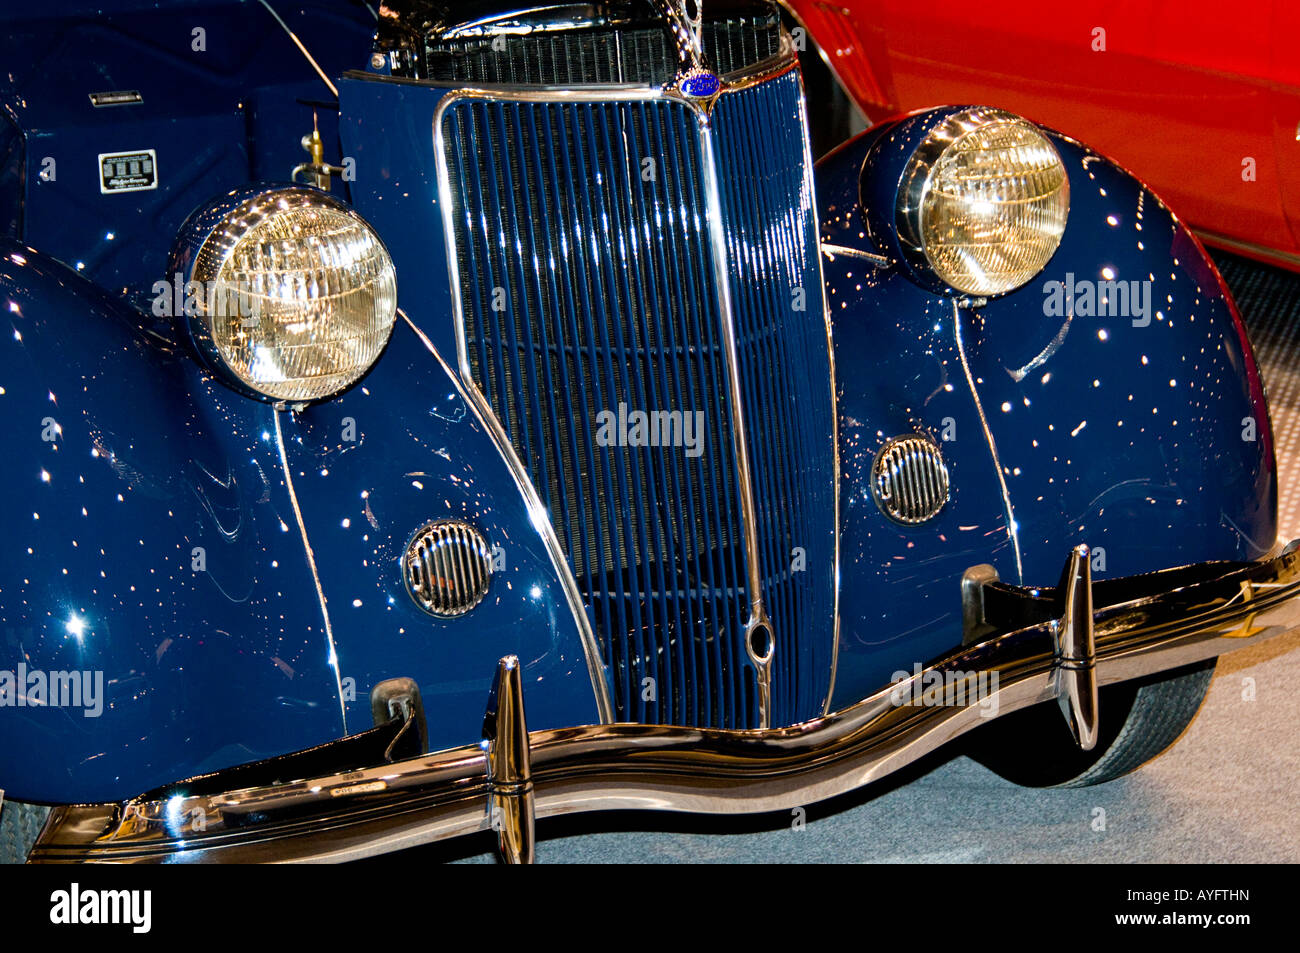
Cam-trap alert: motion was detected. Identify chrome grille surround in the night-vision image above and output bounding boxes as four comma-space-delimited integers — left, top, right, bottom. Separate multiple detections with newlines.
403, 520, 493, 617
872, 435, 951, 525
433, 49, 839, 729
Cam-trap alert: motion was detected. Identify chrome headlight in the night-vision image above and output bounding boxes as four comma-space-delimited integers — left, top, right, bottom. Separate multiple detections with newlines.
896, 107, 1069, 296
172, 187, 397, 402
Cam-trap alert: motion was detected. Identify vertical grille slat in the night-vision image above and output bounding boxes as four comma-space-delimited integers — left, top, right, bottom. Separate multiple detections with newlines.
625, 102, 687, 723
592, 99, 660, 723
441, 69, 836, 729
567, 102, 646, 717
655, 103, 718, 724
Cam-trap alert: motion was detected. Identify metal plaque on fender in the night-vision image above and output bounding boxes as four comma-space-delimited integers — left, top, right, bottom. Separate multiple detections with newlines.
98, 149, 157, 194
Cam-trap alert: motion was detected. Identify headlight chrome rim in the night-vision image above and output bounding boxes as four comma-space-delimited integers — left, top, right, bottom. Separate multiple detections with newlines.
177, 186, 398, 404
894, 106, 1069, 297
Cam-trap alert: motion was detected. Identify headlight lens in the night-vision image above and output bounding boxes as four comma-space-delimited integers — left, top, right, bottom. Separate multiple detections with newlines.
188, 188, 397, 402
899, 107, 1069, 296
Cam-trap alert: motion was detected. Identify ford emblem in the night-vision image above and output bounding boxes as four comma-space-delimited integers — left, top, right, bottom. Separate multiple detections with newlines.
679, 70, 721, 98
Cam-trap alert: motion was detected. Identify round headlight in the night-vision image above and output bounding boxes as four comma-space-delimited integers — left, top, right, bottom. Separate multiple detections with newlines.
897, 107, 1069, 296
179, 187, 397, 402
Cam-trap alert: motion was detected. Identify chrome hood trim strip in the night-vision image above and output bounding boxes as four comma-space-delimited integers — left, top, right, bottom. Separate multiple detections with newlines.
696, 108, 774, 725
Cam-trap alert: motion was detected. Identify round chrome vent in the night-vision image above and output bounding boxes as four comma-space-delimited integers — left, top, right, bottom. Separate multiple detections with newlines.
403, 521, 493, 617
871, 435, 950, 525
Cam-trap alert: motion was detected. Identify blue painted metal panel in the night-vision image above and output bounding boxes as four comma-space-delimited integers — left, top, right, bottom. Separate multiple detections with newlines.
0, 107, 22, 239
0, 1, 375, 295
0, 241, 346, 802
275, 316, 606, 752
820, 113, 1276, 707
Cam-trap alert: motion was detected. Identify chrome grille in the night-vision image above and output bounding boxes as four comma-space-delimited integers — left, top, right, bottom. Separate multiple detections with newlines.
414, 15, 783, 85
438, 65, 836, 729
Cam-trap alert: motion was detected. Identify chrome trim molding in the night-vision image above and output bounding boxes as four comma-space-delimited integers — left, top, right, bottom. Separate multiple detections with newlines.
788, 78, 844, 718
256, 0, 339, 98
420, 51, 798, 121
340, 40, 799, 101
696, 110, 774, 728
953, 299, 1024, 582
712, 45, 798, 94
820, 242, 890, 267
30, 542, 1300, 864
274, 409, 349, 734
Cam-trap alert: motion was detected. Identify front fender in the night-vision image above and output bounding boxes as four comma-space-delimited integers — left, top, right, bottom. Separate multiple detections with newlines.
276, 314, 608, 753
0, 241, 346, 802
959, 136, 1276, 582
0, 239, 607, 804
819, 114, 1276, 706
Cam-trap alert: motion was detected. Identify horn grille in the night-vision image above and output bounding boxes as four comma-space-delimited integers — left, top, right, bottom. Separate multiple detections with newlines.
403, 521, 493, 617
872, 435, 950, 525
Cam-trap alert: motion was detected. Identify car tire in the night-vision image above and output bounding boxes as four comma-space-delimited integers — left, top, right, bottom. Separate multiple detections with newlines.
0, 799, 51, 864
967, 659, 1216, 787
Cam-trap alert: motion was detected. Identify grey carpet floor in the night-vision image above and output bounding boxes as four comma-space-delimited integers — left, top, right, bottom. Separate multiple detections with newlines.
427, 252, 1300, 864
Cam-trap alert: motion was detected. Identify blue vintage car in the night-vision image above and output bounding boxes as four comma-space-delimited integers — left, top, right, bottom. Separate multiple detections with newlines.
0, 0, 1295, 863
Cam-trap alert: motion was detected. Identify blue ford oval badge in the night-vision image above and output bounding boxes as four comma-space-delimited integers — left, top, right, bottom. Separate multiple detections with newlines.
679, 70, 721, 98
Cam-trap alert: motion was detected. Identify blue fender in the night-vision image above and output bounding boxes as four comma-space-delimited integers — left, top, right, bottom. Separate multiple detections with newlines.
0, 239, 604, 803
0, 240, 344, 802
819, 113, 1276, 707
274, 317, 608, 751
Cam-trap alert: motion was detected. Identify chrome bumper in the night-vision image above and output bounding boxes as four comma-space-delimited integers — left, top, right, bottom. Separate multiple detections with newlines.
29, 541, 1300, 864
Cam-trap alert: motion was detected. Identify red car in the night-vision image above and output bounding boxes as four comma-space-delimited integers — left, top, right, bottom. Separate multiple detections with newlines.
793, 0, 1300, 270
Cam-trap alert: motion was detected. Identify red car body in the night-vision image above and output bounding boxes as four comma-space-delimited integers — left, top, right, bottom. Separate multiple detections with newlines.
792, 0, 1300, 270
